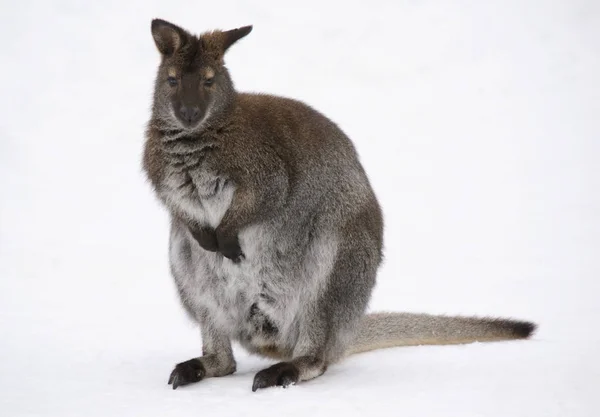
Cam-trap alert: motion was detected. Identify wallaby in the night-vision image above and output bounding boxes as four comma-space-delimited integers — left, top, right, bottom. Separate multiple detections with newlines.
142, 19, 536, 392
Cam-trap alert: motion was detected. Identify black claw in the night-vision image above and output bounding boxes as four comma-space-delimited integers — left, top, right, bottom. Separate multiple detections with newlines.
215, 229, 244, 262
222, 244, 244, 263
171, 375, 180, 390
252, 362, 300, 392
230, 253, 245, 264
168, 359, 205, 390
251, 378, 265, 392
279, 375, 296, 388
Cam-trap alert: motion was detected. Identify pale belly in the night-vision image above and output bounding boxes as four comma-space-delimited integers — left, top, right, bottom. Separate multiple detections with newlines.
168, 218, 339, 357
169, 221, 297, 353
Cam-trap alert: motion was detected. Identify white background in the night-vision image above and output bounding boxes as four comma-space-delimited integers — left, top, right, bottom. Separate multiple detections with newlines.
1, 0, 598, 416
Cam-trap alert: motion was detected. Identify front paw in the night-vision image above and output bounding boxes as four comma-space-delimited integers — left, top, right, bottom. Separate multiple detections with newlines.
168, 358, 206, 390
215, 228, 244, 263
189, 226, 219, 252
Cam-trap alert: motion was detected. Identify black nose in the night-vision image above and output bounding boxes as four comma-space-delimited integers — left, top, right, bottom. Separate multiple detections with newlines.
179, 106, 201, 125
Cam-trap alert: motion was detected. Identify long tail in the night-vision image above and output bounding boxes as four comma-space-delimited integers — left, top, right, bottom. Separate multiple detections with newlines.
348, 312, 536, 355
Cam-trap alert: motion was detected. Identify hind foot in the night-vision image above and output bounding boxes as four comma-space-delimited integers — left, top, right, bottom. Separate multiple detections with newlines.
168, 358, 206, 389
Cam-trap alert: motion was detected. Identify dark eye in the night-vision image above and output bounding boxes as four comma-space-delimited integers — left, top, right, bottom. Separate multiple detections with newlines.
204, 78, 214, 87
167, 76, 178, 87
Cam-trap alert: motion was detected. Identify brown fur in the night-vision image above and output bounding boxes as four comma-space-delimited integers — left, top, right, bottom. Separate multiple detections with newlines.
142, 19, 536, 392
144, 92, 366, 248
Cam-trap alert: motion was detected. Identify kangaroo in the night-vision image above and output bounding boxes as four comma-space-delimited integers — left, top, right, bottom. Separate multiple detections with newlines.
142, 19, 536, 392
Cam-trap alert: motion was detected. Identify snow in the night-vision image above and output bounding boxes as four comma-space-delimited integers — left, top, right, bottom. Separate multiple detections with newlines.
1, 0, 599, 416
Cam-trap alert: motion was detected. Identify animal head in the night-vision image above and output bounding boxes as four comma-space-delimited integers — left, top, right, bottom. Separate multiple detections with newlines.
150, 19, 252, 131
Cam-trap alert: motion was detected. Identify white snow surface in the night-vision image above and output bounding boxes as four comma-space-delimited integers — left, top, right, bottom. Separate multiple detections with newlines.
1, 0, 599, 416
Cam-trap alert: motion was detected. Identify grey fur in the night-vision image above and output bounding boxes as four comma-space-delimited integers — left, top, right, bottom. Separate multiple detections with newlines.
349, 313, 536, 355
143, 19, 536, 391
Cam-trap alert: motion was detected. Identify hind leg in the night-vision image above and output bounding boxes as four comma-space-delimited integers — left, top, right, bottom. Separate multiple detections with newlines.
252, 238, 378, 391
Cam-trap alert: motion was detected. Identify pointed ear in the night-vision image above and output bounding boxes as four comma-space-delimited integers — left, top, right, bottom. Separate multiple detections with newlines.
222, 26, 253, 52
151, 19, 187, 56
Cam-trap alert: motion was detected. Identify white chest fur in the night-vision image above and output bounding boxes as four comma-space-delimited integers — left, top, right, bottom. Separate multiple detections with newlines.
160, 162, 235, 228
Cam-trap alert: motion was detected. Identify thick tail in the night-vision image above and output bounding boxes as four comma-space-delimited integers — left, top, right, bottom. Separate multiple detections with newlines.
348, 312, 536, 355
